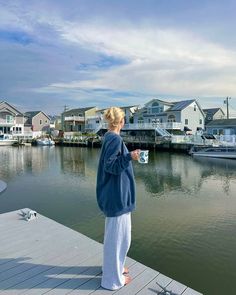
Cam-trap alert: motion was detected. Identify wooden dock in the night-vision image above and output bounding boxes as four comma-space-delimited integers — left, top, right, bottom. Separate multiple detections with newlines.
0, 209, 203, 294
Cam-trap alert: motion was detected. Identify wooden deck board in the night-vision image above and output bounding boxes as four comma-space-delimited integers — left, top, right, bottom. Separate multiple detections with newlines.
0, 209, 203, 295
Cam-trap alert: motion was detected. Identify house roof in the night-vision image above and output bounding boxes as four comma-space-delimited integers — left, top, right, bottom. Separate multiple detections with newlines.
24, 111, 50, 125
97, 105, 139, 112
206, 119, 236, 127
0, 101, 24, 116
144, 98, 173, 107
24, 111, 41, 118
63, 107, 96, 115
166, 100, 195, 111
203, 108, 225, 116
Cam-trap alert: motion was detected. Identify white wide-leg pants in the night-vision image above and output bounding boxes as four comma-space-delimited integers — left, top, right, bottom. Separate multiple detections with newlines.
101, 212, 131, 290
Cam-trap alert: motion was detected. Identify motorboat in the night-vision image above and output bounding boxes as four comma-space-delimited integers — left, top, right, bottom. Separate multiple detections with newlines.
36, 138, 55, 146
190, 146, 236, 159
0, 134, 17, 146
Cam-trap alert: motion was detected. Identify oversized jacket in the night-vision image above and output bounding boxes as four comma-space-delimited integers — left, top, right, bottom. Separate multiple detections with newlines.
96, 131, 136, 217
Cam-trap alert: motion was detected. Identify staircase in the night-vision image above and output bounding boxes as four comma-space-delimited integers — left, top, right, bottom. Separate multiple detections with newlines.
155, 126, 172, 137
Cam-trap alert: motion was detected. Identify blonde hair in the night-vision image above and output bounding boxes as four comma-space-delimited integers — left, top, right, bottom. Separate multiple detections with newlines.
104, 107, 125, 128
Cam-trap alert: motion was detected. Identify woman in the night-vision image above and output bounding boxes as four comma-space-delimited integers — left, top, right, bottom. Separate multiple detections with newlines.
96, 107, 140, 290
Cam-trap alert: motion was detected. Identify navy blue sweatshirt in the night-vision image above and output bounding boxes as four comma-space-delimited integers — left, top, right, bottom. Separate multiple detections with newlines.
96, 132, 136, 217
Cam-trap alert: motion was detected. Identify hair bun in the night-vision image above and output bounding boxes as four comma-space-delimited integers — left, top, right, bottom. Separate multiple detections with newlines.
104, 107, 125, 128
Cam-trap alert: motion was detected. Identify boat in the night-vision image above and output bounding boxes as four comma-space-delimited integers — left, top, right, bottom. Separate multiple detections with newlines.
36, 138, 55, 146
0, 134, 17, 146
190, 146, 236, 159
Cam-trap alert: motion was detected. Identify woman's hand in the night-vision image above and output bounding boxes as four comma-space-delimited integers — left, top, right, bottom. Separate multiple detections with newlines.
130, 149, 140, 161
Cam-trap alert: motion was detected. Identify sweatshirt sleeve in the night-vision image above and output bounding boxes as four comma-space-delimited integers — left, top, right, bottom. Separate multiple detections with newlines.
104, 136, 132, 175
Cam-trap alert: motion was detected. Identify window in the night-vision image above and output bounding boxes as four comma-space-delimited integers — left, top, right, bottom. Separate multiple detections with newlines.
199, 119, 202, 124
152, 102, 162, 114
168, 115, 176, 122
45, 120, 47, 123
138, 116, 144, 124
6, 115, 13, 123
185, 119, 188, 125
194, 105, 196, 111
219, 129, 224, 135
40, 120, 42, 124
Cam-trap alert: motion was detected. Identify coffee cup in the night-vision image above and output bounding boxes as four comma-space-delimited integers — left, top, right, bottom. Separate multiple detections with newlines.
138, 150, 149, 164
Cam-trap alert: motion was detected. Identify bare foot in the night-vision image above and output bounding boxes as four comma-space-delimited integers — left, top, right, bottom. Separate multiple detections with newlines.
123, 267, 129, 274
124, 275, 132, 286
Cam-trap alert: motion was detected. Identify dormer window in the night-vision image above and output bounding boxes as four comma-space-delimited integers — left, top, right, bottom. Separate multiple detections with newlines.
152, 101, 161, 114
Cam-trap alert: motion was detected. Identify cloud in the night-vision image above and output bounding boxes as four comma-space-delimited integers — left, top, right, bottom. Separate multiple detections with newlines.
36, 21, 236, 99
0, 1, 236, 114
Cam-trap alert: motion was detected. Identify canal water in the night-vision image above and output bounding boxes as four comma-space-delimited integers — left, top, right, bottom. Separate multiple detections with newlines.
0, 146, 236, 294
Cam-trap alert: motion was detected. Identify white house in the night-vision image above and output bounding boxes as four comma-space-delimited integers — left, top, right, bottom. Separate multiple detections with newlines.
133, 99, 205, 133
85, 105, 139, 133
0, 101, 25, 137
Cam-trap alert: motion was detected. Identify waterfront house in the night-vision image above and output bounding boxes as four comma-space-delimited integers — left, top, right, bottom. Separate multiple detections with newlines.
133, 98, 205, 133
205, 118, 236, 144
24, 111, 51, 138
61, 107, 97, 136
50, 115, 62, 130
85, 105, 139, 133
203, 108, 225, 125
49, 115, 62, 137
0, 101, 24, 137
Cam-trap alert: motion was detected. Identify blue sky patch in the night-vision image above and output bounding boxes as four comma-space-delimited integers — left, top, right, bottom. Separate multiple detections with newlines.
0, 30, 33, 45
76, 55, 128, 71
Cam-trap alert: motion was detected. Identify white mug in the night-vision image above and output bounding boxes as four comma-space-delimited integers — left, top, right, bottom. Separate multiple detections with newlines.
138, 150, 149, 164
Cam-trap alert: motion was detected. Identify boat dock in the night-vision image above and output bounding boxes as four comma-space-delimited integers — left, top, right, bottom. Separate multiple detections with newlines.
0, 209, 203, 294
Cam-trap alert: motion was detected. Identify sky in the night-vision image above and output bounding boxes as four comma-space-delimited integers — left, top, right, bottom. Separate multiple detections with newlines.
0, 0, 236, 116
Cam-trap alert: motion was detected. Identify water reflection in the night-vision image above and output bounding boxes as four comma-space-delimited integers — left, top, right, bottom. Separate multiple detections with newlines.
0, 146, 53, 181
192, 156, 236, 196
59, 147, 98, 179
133, 152, 236, 198
1, 147, 236, 294
1, 147, 236, 199
134, 153, 204, 197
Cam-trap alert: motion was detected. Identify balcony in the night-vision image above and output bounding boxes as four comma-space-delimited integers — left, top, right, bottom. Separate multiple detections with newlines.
0, 120, 16, 126
64, 116, 85, 122
123, 122, 182, 130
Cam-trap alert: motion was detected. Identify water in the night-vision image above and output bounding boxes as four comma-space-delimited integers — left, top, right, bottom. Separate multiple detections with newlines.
1, 146, 236, 294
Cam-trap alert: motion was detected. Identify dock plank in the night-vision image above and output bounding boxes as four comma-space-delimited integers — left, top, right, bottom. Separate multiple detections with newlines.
0, 209, 203, 295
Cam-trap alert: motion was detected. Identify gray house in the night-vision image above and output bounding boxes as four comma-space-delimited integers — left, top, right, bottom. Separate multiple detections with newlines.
203, 108, 225, 125
61, 107, 97, 133
206, 119, 236, 136
24, 111, 51, 136
0, 101, 24, 135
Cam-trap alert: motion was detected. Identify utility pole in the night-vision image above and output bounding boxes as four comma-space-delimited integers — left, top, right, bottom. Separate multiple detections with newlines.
62, 105, 69, 132
224, 97, 231, 119
63, 105, 69, 112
